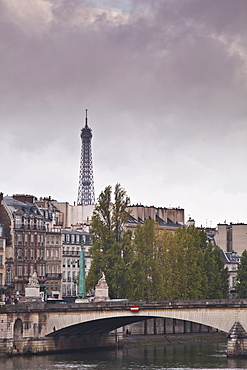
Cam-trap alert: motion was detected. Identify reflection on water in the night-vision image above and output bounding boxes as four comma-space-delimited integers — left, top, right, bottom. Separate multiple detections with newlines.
2, 341, 247, 370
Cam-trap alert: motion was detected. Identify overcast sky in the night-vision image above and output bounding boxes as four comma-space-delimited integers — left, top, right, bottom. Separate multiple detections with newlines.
1, 0, 247, 227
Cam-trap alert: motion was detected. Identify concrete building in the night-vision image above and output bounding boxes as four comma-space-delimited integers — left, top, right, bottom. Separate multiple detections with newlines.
53, 202, 94, 228
215, 223, 247, 254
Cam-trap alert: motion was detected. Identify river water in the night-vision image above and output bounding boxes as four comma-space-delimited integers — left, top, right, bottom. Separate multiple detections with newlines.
2, 341, 247, 370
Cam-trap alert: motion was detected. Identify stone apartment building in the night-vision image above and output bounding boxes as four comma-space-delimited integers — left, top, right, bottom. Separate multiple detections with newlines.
125, 204, 185, 232
36, 197, 63, 299
0, 193, 46, 299
0, 223, 6, 301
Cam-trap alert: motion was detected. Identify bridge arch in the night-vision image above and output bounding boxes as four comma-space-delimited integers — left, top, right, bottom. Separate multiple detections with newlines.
46, 312, 220, 338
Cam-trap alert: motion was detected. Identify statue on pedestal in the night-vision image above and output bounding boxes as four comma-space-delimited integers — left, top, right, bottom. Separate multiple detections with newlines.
94, 272, 109, 302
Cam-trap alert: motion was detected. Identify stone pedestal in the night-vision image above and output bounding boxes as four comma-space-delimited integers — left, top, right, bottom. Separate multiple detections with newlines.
24, 272, 42, 302
94, 272, 109, 302
25, 287, 40, 298
227, 321, 247, 357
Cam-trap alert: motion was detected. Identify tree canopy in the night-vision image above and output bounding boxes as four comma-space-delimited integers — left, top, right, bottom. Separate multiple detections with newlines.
86, 184, 229, 300
236, 250, 247, 298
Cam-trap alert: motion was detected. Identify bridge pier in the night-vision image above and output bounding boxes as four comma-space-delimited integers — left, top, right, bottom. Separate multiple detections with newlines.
227, 322, 247, 357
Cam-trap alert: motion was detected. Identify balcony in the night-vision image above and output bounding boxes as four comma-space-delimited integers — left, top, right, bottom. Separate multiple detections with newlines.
62, 250, 80, 256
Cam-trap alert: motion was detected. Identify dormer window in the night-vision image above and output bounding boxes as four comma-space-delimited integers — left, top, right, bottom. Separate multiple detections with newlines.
15, 215, 21, 229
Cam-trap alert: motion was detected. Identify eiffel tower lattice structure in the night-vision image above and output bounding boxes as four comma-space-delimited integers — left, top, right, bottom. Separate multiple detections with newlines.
77, 110, 95, 206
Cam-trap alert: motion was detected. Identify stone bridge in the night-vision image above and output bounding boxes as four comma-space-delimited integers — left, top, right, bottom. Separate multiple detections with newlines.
1, 299, 247, 357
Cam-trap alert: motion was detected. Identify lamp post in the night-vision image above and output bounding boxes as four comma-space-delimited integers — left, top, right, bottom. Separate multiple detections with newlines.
77, 239, 86, 300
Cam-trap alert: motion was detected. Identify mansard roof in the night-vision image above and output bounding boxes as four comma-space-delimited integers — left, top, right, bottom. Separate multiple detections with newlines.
3, 196, 42, 219
125, 214, 182, 229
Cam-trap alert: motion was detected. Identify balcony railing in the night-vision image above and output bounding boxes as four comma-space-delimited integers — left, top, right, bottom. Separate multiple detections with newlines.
45, 273, 62, 279
14, 224, 46, 231
62, 250, 80, 256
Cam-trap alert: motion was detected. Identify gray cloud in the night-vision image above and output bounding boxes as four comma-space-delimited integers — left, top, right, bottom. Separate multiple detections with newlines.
0, 0, 247, 226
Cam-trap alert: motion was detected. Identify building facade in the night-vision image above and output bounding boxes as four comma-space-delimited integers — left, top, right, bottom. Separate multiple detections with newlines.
0, 223, 6, 301
0, 194, 46, 299
215, 223, 247, 254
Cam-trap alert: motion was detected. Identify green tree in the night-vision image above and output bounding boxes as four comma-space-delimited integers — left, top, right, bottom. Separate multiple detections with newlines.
129, 218, 157, 300
236, 250, 247, 298
86, 183, 131, 298
203, 243, 229, 299
172, 227, 205, 300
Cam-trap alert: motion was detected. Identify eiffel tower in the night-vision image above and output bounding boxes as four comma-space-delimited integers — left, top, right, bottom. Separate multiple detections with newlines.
77, 110, 95, 206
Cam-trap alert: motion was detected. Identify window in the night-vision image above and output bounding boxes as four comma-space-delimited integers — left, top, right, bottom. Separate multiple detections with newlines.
24, 218, 28, 229
76, 235, 80, 244
67, 285, 71, 296
24, 265, 28, 276
51, 236, 54, 244
30, 248, 34, 260
30, 265, 33, 275
63, 259, 66, 267
17, 248, 22, 259
66, 234, 70, 243
62, 234, 65, 243
17, 265, 22, 276
62, 285, 66, 296
15, 215, 21, 229
6, 268, 11, 284
71, 235, 75, 243
0, 255, 2, 267
17, 234, 22, 246
41, 234, 44, 246
37, 234, 40, 246
46, 236, 50, 245
30, 234, 34, 246
0, 273, 2, 285
0, 240, 3, 248
67, 259, 70, 267
24, 234, 28, 246
46, 249, 50, 258
56, 236, 59, 244
30, 219, 34, 230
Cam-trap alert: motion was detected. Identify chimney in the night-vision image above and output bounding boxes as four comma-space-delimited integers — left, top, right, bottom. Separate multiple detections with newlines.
13, 194, 35, 203
0, 192, 3, 202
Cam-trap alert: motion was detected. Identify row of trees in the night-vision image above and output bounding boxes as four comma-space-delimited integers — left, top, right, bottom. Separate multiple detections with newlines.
86, 184, 230, 300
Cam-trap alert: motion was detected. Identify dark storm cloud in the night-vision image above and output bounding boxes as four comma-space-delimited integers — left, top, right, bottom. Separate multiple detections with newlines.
0, 0, 247, 225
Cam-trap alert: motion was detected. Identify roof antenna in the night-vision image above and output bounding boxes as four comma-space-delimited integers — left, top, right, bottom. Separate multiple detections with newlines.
85, 109, 88, 127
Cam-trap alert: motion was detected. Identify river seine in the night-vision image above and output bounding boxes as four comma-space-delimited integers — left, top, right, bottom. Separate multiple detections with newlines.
2, 341, 247, 370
